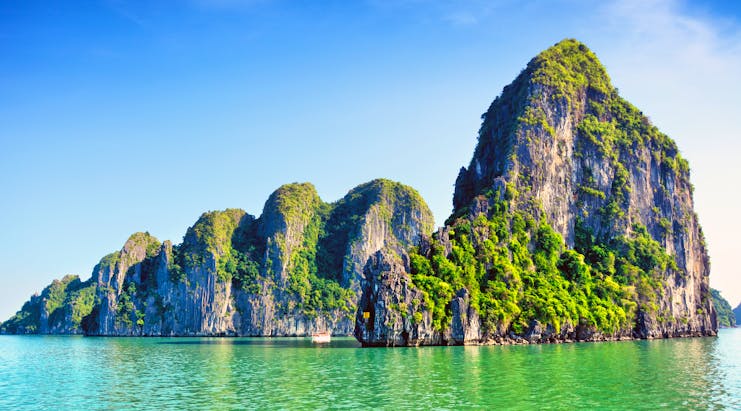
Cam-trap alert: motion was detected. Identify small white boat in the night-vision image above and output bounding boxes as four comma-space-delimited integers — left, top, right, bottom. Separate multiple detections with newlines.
311, 332, 331, 343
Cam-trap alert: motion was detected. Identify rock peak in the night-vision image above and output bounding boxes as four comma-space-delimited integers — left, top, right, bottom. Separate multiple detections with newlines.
526, 39, 612, 96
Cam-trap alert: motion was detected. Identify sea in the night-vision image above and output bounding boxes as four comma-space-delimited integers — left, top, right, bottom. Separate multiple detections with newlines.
0, 328, 739, 410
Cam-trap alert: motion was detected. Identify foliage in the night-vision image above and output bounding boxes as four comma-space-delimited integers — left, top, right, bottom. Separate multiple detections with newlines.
1, 275, 98, 334
0, 299, 41, 334
579, 185, 606, 200
711, 288, 736, 327
221, 247, 262, 293
530, 39, 611, 104
575, 221, 673, 316
169, 244, 187, 283
125, 232, 162, 259
275, 179, 429, 317
269, 183, 355, 316
45, 275, 75, 315
572, 64, 691, 203
519, 106, 555, 136
409, 194, 679, 335
115, 281, 137, 328
70, 285, 96, 327
181, 208, 247, 271
99, 252, 120, 271
316, 178, 433, 284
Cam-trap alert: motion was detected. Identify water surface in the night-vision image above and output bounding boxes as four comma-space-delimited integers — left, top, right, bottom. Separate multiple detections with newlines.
1, 329, 739, 409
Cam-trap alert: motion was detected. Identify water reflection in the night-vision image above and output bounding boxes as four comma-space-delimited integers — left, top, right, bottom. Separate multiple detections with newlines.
157, 337, 361, 349
0, 331, 738, 409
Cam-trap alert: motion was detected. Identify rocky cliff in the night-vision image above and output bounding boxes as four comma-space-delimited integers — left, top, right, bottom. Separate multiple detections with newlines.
0, 275, 95, 334
1, 179, 433, 336
356, 39, 716, 346
2, 40, 717, 345
234, 180, 433, 336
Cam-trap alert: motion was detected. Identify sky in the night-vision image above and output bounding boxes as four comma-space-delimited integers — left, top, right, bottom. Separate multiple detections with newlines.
1, 0, 740, 321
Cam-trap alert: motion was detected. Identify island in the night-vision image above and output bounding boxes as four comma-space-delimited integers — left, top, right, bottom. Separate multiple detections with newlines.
2, 39, 717, 346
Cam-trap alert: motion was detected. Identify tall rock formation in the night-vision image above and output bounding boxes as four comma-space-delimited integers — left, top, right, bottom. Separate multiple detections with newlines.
2, 179, 433, 337
89, 232, 162, 335
234, 179, 433, 336
2, 40, 717, 345
356, 39, 716, 346
0, 275, 95, 334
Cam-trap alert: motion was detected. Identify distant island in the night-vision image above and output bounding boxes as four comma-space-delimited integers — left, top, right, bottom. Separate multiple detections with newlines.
1, 39, 717, 345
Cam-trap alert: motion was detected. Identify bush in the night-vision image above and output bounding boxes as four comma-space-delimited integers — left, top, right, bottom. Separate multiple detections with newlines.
409, 197, 660, 335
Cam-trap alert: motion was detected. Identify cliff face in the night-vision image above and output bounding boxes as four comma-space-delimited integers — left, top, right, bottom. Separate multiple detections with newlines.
0, 275, 95, 335
354, 250, 482, 346
2, 40, 717, 345
235, 180, 433, 336
91, 232, 162, 335
235, 182, 353, 336
2, 179, 433, 337
356, 39, 716, 346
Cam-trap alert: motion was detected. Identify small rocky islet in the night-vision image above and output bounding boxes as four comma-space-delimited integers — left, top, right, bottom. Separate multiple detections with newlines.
1, 39, 718, 346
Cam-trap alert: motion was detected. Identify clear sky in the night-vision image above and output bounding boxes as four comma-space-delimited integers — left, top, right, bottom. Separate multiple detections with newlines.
1, 0, 740, 321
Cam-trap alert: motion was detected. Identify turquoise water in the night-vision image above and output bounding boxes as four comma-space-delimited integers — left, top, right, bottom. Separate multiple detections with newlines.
0, 329, 739, 410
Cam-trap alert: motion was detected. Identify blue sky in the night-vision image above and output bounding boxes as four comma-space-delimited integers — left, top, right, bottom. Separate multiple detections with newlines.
1, 0, 740, 320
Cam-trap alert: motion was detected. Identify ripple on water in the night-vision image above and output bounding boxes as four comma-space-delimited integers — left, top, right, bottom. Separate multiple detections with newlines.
0, 331, 738, 409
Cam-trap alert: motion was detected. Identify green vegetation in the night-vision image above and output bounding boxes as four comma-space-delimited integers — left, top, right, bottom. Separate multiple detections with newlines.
530, 39, 611, 104
469, 62, 530, 198
711, 288, 736, 327
168, 209, 267, 293
565, 49, 689, 189
420, 33, 692, 331
70, 285, 96, 327
240, 179, 429, 317
316, 179, 433, 284
49, 278, 97, 330
254, 179, 431, 317
45, 275, 75, 316
99, 251, 120, 271
125, 232, 161, 259
1, 275, 97, 334
169, 244, 186, 283
155, 179, 428, 320
222, 248, 262, 293
315, 188, 368, 284
0, 300, 40, 333
2, 40, 706, 342
180, 209, 246, 275
410, 194, 677, 335
580, 185, 606, 200
115, 281, 137, 329
113, 279, 147, 332
268, 183, 355, 316
423, 40, 694, 337
105, 233, 165, 331
519, 106, 555, 137
466, 39, 691, 220
460, 39, 690, 214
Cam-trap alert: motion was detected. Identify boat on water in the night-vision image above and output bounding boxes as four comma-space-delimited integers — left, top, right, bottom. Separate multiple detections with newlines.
311, 332, 331, 343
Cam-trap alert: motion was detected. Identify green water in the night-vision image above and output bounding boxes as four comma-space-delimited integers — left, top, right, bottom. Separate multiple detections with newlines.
0, 329, 738, 410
